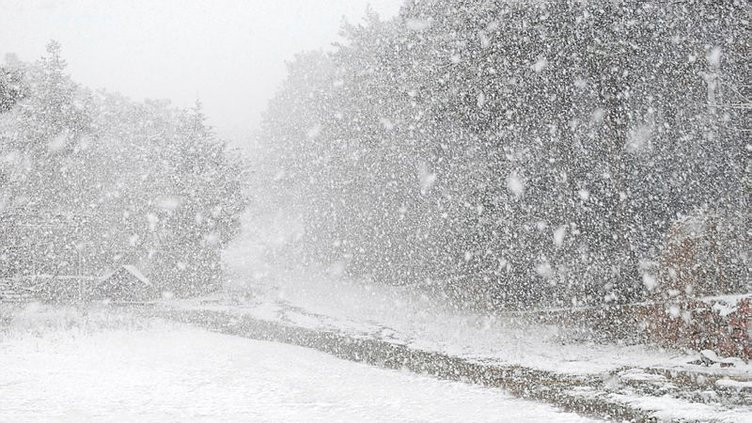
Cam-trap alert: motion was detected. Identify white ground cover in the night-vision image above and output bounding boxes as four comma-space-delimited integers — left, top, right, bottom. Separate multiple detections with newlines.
0, 306, 599, 423
198, 274, 750, 377
210, 255, 752, 422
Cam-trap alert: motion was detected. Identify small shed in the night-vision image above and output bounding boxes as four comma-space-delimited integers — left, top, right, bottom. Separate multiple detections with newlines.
93, 265, 156, 303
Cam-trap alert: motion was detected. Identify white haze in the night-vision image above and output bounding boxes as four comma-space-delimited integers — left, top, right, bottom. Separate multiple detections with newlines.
0, 0, 404, 148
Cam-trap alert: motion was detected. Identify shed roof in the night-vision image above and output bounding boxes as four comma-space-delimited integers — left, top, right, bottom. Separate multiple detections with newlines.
101, 265, 151, 286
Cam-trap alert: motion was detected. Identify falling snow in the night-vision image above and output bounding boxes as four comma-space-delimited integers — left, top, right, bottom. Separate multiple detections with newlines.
1, 0, 750, 421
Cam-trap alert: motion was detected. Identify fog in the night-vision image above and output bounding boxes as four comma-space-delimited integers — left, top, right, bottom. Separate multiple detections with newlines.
0, 0, 404, 146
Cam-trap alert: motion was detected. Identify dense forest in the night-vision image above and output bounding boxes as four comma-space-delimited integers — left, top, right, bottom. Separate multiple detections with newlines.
253, 0, 750, 309
0, 42, 248, 297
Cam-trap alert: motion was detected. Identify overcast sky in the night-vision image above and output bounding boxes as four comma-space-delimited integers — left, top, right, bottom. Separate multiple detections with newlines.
0, 0, 404, 148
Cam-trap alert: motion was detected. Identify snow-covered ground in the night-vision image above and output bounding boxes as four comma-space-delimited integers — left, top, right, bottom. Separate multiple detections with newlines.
0, 306, 598, 423
210, 255, 752, 422
210, 267, 752, 378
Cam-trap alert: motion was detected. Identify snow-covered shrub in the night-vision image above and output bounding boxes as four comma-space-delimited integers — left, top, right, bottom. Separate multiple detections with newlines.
638, 296, 752, 360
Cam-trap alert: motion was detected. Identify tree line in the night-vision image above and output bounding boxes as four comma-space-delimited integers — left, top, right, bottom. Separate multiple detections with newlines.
0, 42, 248, 297
253, 0, 750, 309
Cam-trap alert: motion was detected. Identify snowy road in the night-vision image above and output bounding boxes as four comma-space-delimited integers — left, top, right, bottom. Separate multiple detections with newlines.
0, 316, 598, 423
